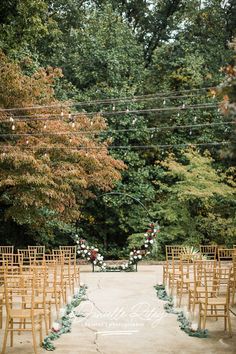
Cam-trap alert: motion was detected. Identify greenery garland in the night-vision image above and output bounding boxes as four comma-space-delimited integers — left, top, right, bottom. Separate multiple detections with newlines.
42, 285, 87, 351
73, 222, 160, 272
154, 284, 208, 338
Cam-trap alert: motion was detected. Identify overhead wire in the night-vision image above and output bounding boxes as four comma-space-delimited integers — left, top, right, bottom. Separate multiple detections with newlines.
0, 121, 234, 137
0, 87, 216, 112
0, 103, 220, 121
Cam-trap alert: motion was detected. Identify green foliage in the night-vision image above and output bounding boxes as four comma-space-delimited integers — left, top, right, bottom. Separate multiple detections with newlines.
153, 148, 236, 248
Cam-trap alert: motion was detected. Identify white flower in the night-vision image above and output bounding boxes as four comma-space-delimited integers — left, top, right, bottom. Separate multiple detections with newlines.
94, 248, 98, 252
134, 256, 137, 259
93, 260, 97, 264
149, 239, 154, 244
87, 257, 90, 260
52, 322, 61, 332
130, 257, 133, 261
81, 244, 85, 249
145, 244, 148, 248
84, 250, 88, 254
138, 255, 142, 259
137, 250, 140, 254
144, 233, 148, 237
154, 229, 157, 232
88, 252, 91, 256
103, 263, 106, 266
130, 251, 134, 256
145, 240, 148, 243
59, 308, 66, 318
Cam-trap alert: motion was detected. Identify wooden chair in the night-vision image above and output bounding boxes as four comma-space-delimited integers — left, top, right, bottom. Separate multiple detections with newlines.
188, 259, 218, 313
176, 254, 194, 307
1, 273, 44, 354
0, 246, 14, 254
17, 249, 37, 266
198, 267, 232, 335
28, 246, 45, 264
218, 248, 234, 267
52, 250, 67, 303
44, 255, 63, 312
230, 255, 236, 305
59, 246, 80, 286
168, 248, 183, 295
163, 245, 183, 285
200, 245, 217, 260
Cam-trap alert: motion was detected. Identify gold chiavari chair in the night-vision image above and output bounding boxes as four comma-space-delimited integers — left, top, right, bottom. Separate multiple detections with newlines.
218, 248, 234, 267
168, 248, 183, 295
28, 246, 45, 264
200, 245, 217, 260
163, 245, 181, 284
17, 248, 37, 266
59, 246, 80, 286
176, 254, 195, 307
0, 253, 24, 328
198, 267, 232, 335
0, 246, 14, 254
0, 246, 14, 266
1, 273, 44, 354
52, 250, 67, 303
188, 259, 217, 313
44, 255, 62, 314
230, 255, 236, 305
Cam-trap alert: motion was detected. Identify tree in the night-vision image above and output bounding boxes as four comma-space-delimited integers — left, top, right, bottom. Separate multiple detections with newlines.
0, 51, 125, 246
153, 148, 236, 249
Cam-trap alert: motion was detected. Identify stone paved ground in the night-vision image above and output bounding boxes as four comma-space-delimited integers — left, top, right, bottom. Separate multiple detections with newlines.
0, 265, 236, 354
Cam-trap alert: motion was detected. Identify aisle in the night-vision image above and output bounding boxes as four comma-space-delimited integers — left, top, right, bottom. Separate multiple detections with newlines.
53, 265, 236, 354
1, 265, 235, 353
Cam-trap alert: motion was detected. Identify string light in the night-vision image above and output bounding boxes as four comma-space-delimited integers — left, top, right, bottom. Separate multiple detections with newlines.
0, 141, 230, 152
11, 124, 15, 131
0, 86, 216, 112
43, 123, 47, 129
0, 103, 220, 122
0, 121, 233, 138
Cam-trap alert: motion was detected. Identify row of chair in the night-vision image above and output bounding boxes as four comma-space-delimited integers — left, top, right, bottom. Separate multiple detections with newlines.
163, 245, 236, 335
0, 245, 80, 354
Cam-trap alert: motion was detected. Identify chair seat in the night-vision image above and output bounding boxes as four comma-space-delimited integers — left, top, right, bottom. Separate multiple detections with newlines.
199, 297, 227, 306
9, 308, 44, 318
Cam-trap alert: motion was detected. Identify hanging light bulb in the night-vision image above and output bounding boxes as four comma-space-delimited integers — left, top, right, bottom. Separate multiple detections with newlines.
189, 129, 192, 136
11, 124, 15, 131
112, 105, 115, 111
2, 152, 6, 157
163, 99, 166, 105
69, 137, 72, 143
61, 111, 64, 118
68, 113, 72, 119
177, 112, 180, 117
126, 107, 129, 113
43, 123, 47, 129
182, 103, 186, 109
26, 139, 29, 145
71, 121, 75, 128
132, 118, 137, 125
194, 116, 197, 123
9, 116, 14, 122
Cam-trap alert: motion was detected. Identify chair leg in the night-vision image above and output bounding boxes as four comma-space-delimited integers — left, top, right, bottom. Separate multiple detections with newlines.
10, 319, 13, 347
1, 316, 9, 354
198, 303, 202, 329
31, 321, 38, 354
227, 308, 232, 337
